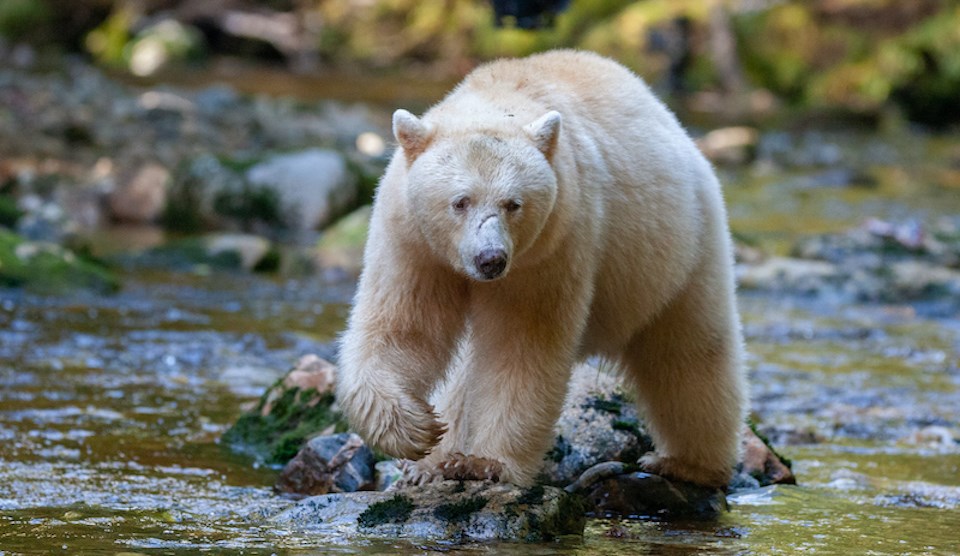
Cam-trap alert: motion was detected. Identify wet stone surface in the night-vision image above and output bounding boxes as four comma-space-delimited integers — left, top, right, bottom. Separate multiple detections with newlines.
271, 480, 585, 542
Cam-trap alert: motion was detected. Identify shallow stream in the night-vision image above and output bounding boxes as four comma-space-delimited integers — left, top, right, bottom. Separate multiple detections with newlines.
2, 71, 960, 553
1, 265, 958, 553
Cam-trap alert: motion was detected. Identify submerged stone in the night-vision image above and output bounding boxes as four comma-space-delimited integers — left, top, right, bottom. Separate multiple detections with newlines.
270, 480, 585, 542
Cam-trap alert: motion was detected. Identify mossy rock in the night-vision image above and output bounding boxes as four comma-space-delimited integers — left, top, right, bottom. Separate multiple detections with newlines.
357, 494, 415, 528
222, 375, 347, 465
272, 480, 586, 542
125, 237, 246, 272
0, 229, 120, 294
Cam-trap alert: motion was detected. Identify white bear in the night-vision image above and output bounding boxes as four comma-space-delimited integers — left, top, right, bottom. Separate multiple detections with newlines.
336, 50, 747, 488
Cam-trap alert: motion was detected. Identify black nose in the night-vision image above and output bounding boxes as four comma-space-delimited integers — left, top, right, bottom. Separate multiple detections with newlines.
474, 248, 507, 279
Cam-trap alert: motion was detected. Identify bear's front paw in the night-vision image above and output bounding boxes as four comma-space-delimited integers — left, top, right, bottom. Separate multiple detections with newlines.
340, 387, 445, 460
639, 452, 731, 489
394, 453, 504, 488
437, 453, 503, 482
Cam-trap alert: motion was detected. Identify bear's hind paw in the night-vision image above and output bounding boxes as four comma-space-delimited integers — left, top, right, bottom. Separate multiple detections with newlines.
638, 452, 730, 489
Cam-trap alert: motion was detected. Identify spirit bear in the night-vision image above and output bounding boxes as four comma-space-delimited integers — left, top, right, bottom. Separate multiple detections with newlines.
337, 50, 747, 488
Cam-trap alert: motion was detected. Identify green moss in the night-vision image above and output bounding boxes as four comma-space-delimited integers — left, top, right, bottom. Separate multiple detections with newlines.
133, 238, 243, 271
271, 432, 308, 463
222, 386, 344, 465
0, 230, 120, 294
0, 195, 22, 228
161, 171, 206, 233
546, 435, 571, 463
522, 492, 586, 542
0, 0, 50, 42
517, 484, 545, 506
612, 419, 640, 434
585, 393, 623, 415
252, 246, 282, 273
357, 494, 415, 528
433, 496, 488, 523
212, 184, 285, 232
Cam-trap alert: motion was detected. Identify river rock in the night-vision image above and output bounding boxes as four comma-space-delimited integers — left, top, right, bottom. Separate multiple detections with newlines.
737, 426, 795, 487
108, 162, 170, 223
204, 232, 274, 271
375, 460, 403, 491
15, 194, 71, 243
221, 354, 344, 465
246, 148, 357, 231
540, 363, 653, 485
697, 126, 759, 165
888, 260, 960, 300
569, 462, 727, 520
270, 480, 585, 542
745, 219, 960, 306
0, 229, 120, 294
736, 256, 842, 294
275, 432, 374, 496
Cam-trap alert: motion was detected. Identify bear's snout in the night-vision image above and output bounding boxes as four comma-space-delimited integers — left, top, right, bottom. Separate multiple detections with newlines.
474, 248, 508, 280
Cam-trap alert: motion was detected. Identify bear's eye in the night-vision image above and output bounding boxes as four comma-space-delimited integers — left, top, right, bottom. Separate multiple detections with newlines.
503, 199, 522, 213
452, 196, 471, 212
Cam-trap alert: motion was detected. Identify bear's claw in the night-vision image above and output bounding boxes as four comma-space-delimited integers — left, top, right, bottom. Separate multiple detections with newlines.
394, 453, 504, 488
437, 453, 503, 482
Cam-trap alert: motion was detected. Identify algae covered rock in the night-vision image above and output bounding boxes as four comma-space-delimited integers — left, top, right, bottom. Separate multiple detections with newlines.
271, 480, 585, 542
0, 229, 119, 294
128, 234, 279, 273
222, 355, 346, 465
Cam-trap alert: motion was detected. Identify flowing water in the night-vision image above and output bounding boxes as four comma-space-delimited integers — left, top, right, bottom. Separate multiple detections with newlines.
2, 72, 960, 553
2, 269, 958, 554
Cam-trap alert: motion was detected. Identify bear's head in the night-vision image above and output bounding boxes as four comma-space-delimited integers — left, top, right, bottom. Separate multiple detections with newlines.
393, 109, 561, 282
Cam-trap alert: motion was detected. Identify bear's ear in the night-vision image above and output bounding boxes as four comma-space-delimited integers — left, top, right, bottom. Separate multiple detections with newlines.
523, 111, 562, 160
393, 109, 434, 163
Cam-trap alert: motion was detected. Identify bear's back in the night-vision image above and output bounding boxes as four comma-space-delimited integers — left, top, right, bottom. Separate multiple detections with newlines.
431, 50, 684, 146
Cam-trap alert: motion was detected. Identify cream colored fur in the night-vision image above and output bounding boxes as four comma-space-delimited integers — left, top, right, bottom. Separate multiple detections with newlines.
337, 50, 747, 488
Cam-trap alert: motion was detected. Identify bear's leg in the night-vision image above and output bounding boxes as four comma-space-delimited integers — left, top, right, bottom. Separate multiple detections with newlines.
400, 340, 479, 485
458, 283, 589, 486
621, 247, 746, 489
337, 244, 468, 460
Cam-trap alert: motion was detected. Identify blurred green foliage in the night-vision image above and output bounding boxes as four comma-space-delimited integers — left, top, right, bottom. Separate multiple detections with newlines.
736, 1, 960, 123
0, 0, 50, 42
1, 0, 958, 124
